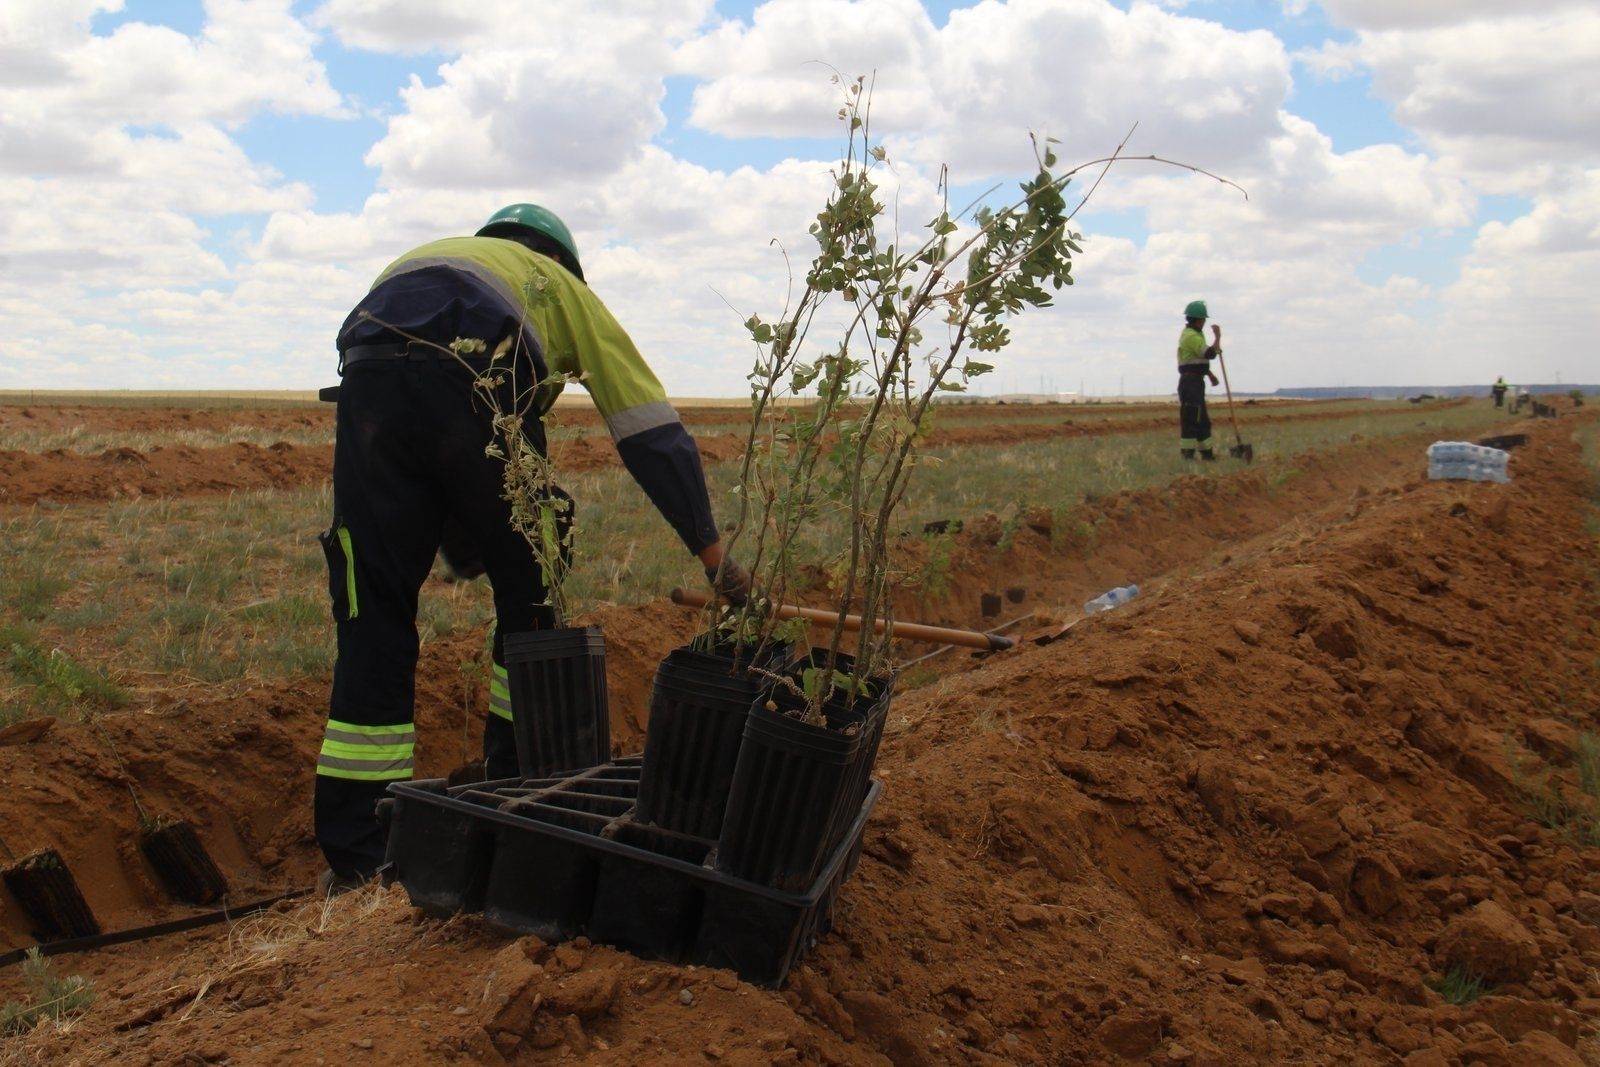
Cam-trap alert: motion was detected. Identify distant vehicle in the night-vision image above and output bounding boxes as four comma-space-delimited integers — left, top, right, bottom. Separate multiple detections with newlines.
1407, 393, 1437, 404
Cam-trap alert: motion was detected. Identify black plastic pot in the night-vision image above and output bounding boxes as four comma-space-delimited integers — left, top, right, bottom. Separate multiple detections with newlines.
504, 626, 610, 778
2, 849, 100, 942
140, 819, 228, 905
716, 672, 892, 893
634, 643, 787, 839
791, 650, 893, 844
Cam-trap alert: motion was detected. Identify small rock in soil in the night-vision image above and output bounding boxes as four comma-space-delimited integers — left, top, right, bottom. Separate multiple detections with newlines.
1436, 901, 1541, 983
1402, 1050, 1448, 1067
1373, 1017, 1429, 1055
1094, 1012, 1163, 1060
1010, 903, 1052, 928
1509, 1030, 1584, 1066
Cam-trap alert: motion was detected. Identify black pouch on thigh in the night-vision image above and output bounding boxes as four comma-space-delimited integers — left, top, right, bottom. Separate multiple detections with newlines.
320, 515, 359, 621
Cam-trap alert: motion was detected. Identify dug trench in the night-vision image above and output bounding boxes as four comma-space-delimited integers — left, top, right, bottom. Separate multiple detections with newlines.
2, 415, 1598, 1065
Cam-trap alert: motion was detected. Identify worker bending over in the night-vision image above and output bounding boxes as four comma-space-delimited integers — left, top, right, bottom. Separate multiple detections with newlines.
314, 204, 749, 888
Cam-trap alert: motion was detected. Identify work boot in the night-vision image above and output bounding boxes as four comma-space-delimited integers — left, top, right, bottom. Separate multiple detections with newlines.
1180, 449, 1196, 461
316, 867, 368, 898
1199, 449, 1216, 462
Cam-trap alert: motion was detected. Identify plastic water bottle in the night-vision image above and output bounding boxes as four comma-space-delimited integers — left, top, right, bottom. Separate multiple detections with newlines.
1428, 442, 1510, 483
1085, 584, 1139, 615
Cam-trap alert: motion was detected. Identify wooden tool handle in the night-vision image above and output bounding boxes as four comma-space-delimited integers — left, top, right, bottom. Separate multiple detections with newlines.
670, 588, 1016, 651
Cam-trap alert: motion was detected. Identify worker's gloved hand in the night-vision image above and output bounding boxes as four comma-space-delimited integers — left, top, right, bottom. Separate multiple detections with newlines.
705, 557, 753, 608
1208, 373, 1220, 387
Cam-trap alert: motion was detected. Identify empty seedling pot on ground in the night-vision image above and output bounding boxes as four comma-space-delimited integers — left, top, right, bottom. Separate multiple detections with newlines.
634, 642, 789, 839
1, 844, 100, 943
88, 717, 229, 906
716, 654, 893, 894
382, 756, 880, 987
139, 818, 228, 905
504, 627, 610, 778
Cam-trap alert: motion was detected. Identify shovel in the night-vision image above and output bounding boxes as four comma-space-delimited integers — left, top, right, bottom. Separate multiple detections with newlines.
1215, 341, 1253, 462
670, 588, 1016, 651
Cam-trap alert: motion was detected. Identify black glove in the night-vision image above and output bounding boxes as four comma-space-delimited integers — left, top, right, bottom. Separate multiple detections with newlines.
706, 558, 753, 608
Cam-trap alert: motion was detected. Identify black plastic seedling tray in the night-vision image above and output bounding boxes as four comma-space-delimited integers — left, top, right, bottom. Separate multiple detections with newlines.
383, 757, 879, 987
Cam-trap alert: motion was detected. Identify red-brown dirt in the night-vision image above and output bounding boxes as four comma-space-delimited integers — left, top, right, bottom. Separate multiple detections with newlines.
0, 397, 1433, 507
3, 413, 1598, 1066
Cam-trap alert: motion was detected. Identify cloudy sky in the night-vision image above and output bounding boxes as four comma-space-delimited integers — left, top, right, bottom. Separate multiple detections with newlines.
2, 0, 1596, 397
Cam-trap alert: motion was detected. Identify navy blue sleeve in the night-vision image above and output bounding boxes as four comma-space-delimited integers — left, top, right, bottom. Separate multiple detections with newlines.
615, 422, 720, 554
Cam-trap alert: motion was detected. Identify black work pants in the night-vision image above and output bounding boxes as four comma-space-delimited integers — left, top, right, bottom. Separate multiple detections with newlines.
314, 356, 555, 880
1178, 372, 1212, 450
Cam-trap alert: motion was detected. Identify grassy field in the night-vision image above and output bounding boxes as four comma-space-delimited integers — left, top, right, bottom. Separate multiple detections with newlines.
0, 398, 1514, 726
2, 395, 1408, 454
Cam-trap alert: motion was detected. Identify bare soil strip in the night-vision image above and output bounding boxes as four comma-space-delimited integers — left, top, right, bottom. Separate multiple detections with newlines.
4, 414, 1596, 1065
0, 399, 1462, 507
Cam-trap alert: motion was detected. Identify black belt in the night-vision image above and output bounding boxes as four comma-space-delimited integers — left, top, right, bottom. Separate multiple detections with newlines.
342, 341, 445, 366
338, 341, 499, 376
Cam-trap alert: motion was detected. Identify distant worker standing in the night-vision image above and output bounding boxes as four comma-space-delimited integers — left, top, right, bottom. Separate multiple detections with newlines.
1492, 376, 1507, 408
1176, 300, 1222, 461
313, 203, 751, 889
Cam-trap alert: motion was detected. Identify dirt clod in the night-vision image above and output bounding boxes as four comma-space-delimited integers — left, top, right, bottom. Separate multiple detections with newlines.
1436, 901, 1541, 984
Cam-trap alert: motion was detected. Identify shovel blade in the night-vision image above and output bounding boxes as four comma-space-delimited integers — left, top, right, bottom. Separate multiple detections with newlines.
1230, 443, 1254, 462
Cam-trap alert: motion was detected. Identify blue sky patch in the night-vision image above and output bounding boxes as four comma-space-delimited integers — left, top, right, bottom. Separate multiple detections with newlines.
91, 0, 205, 38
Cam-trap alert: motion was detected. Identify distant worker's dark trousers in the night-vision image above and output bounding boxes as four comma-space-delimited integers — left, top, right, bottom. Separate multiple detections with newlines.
314, 355, 555, 880
1178, 370, 1212, 454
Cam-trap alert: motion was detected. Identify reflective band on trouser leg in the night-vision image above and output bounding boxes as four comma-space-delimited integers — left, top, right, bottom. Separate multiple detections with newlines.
489, 662, 512, 722
1180, 438, 1198, 449
337, 526, 358, 619
316, 719, 415, 781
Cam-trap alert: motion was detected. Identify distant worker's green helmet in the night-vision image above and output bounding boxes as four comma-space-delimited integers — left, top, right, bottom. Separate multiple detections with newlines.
1184, 300, 1208, 319
478, 203, 583, 280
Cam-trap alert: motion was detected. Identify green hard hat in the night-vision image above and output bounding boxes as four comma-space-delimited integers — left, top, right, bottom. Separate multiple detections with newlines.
478, 203, 582, 277
1184, 300, 1208, 319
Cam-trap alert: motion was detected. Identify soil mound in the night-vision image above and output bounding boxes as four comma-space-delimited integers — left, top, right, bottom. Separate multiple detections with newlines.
0, 435, 753, 507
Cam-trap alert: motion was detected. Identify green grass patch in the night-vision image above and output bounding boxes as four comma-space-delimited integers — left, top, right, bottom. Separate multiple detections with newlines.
893, 399, 1504, 532
10, 572, 70, 622
1508, 732, 1600, 847
0, 624, 128, 726
1, 949, 94, 1036
1429, 964, 1491, 1006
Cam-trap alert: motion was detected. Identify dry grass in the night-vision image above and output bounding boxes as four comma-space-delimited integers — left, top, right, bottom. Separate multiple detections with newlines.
0, 398, 1509, 722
